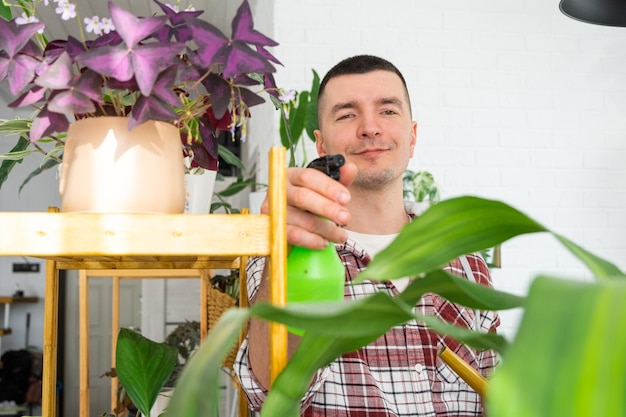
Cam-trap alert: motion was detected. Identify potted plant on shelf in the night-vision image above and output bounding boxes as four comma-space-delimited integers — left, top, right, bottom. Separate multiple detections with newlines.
0, 0, 280, 213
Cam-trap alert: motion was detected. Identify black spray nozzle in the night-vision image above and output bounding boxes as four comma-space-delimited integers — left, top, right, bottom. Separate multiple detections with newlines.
306, 154, 345, 181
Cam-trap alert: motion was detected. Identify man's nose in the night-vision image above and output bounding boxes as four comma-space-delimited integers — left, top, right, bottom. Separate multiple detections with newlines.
357, 113, 381, 138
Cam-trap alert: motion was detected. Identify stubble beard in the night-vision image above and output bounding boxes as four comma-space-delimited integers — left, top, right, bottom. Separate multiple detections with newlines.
353, 166, 397, 190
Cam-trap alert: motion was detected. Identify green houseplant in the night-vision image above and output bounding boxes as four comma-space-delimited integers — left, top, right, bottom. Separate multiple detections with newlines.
273, 69, 320, 168
141, 195, 623, 417
0, 0, 281, 195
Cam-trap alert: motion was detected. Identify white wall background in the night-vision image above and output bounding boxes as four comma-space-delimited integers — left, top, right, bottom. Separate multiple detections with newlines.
249, 0, 626, 339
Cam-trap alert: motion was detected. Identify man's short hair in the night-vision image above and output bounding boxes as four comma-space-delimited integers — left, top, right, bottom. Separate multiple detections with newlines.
318, 55, 412, 117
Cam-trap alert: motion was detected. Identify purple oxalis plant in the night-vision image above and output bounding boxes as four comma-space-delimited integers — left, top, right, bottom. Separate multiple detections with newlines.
0, 0, 280, 186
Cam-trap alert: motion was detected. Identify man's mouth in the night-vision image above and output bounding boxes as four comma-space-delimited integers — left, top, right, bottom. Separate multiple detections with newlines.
353, 147, 388, 157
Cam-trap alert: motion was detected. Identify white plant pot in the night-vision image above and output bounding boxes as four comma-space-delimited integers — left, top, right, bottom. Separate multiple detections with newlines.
184, 169, 218, 214
60, 117, 186, 213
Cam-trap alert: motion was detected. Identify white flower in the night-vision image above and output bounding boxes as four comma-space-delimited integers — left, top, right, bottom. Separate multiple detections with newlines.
55, 1, 77, 21
84, 16, 102, 35
100, 17, 115, 34
278, 89, 296, 104
184, 5, 196, 11
165, 3, 179, 12
15, 12, 44, 34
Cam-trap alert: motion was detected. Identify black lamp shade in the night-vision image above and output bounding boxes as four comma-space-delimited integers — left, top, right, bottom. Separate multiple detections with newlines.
560, 0, 626, 27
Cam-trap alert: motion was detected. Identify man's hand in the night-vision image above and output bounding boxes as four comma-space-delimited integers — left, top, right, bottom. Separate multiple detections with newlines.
260, 161, 356, 249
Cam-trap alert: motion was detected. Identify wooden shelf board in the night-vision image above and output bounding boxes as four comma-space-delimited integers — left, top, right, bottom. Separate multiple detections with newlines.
0, 296, 39, 303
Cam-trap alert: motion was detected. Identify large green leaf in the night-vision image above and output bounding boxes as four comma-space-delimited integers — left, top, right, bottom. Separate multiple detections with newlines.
554, 234, 625, 279
0, 2, 12, 20
164, 196, 624, 417
400, 270, 525, 311
116, 328, 178, 417
0, 137, 29, 190
357, 196, 548, 281
250, 292, 416, 338
288, 91, 309, 143
165, 308, 249, 417
0, 118, 32, 135
215, 176, 256, 197
488, 276, 626, 417
261, 333, 383, 417
217, 144, 245, 170
304, 69, 320, 142
18, 155, 61, 194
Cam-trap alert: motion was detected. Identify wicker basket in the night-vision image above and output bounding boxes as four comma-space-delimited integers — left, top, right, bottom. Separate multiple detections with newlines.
207, 285, 238, 368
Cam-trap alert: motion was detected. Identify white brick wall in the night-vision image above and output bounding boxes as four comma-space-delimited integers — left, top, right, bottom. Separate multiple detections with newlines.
251, 0, 626, 339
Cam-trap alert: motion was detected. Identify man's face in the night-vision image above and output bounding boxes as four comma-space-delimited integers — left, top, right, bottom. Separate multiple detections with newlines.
315, 70, 417, 190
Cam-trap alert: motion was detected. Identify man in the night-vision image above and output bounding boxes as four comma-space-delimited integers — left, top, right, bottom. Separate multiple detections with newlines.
235, 55, 499, 416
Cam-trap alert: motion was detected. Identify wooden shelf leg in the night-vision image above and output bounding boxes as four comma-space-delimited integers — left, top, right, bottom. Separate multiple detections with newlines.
42, 258, 59, 417
79, 270, 90, 417
111, 276, 120, 413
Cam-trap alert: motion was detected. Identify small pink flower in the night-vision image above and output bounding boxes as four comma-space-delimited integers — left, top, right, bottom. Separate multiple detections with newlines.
55, 1, 77, 21
15, 12, 44, 34
84, 16, 102, 35
278, 89, 296, 104
100, 17, 115, 34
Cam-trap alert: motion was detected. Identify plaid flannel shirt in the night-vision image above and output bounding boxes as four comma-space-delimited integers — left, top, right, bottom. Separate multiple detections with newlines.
235, 203, 500, 417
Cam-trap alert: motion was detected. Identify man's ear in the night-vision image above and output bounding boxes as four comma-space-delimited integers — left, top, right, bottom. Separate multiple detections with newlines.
314, 129, 327, 156
409, 121, 418, 157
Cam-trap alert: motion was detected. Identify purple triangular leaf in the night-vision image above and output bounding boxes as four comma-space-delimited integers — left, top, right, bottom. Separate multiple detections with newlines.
231, 0, 278, 47
75, 69, 104, 103
105, 76, 139, 91
188, 139, 219, 170
150, 65, 180, 106
128, 95, 178, 130
91, 31, 123, 48
186, 17, 227, 67
201, 74, 231, 119
5, 53, 40, 95
264, 73, 279, 99
256, 45, 282, 66
21, 39, 43, 57
76, 45, 133, 81
47, 88, 97, 114
232, 73, 261, 86
108, 0, 167, 48
236, 86, 266, 109
154, 0, 203, 26
34, 51, 73, 90
172, 25, 194, 42
0, 19, 45, 56
130, 42, 185, 96
0, 58, 9, 82
29, 108, 69, 142
8, 85, 46, 107
44, 37, 86, 62
178, 59, 204, 83
152, 25, 175, 43
221, 41, 276, 78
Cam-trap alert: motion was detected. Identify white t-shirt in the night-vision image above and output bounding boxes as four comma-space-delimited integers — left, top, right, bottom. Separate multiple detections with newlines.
345, 229, 411, 292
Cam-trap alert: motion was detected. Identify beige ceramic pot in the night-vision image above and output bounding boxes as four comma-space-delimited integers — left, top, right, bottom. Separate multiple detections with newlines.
59, 117, 186, 213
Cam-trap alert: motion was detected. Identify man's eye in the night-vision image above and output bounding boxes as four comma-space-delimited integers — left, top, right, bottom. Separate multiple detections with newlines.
337, 113, 354, 120
382, 109, 398, 115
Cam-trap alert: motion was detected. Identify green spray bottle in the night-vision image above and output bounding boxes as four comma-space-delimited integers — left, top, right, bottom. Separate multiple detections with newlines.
287, 155, 346, 335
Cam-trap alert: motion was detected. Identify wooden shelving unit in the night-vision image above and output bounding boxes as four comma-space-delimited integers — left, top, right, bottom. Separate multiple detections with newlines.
0, 147, 288, 417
